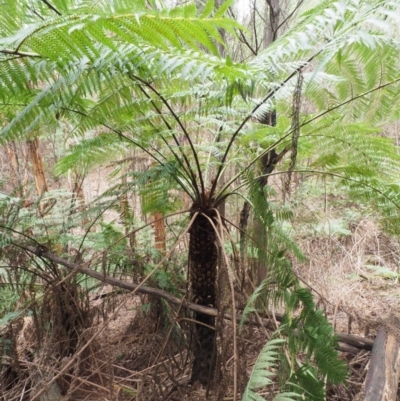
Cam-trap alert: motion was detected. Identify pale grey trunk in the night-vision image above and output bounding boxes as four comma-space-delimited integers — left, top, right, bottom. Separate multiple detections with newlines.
243, 0, 282, 284
263, 0, 281, 48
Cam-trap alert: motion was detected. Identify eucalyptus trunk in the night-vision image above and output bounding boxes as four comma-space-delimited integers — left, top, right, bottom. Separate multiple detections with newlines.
27, 137, 48, 196
6, 141, 24, 197
153, 211, 166, 256
189, 208, 218, 385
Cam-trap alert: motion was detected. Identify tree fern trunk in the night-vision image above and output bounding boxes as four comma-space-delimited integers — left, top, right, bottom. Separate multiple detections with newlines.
189, 210, 218, 385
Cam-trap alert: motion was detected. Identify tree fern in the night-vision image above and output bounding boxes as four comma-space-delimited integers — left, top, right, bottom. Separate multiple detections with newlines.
1, 0, 400, 394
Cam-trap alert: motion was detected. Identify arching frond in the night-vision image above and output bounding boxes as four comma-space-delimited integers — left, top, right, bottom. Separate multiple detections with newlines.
243, 338, 286, 400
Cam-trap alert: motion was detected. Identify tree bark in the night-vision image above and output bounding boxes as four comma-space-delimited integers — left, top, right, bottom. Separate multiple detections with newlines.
241, 0, 282, 286
153, 211, 166, 256
239, 200, 251, 267
264, 0, 281, 47
120, 176, 135, 251
27, 138, 48, 196
6, 141, 24, 197
360, 315, 400, 401
188, 210, 218, 385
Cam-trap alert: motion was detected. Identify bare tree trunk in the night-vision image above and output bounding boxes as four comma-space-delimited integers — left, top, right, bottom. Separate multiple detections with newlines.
240, 0, 282, 285
153, 211, 166, 256
147, 161, 166, 255
121, 174, 135, 251
239, 201, 251, 272
263, 0, 281, 47
7, 141, 19, 177
6, 141, 24, 197
27, 138, 48, 196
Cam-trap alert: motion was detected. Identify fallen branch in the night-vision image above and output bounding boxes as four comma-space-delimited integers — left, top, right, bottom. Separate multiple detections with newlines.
25, 245, 374, 351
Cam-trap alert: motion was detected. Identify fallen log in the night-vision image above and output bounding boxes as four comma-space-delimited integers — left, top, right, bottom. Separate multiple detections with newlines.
24, 245, 374, 352
337, 332, 373, 351
361, 315, 400, 401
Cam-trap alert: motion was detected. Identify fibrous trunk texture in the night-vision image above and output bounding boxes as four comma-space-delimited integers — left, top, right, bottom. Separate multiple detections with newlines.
189, 211, 218, 385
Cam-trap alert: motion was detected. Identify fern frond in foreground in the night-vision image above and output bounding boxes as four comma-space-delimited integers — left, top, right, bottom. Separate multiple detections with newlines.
243, 336, 300, 401
242, 286, 348, 400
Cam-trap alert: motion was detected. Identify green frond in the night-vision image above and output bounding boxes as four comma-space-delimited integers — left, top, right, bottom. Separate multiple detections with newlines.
273, 393, 302, 401
214, 0, 235, 18
0, 7, 240, 58
200, 0, 215, 18
137, 161, 185, 214
242, 268, 347, 398
243, 337, 292, 401
240, 256, 297, 328
282, 288, 348, 386
287, 364, 325, 401
54, 132, 129, 175
0, 0, 245, 142
2, 38, 247, 144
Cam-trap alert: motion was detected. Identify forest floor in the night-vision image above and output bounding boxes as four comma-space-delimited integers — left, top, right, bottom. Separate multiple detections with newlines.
94, 217, 400, 400
9, 217, 399, 401
2, 167, 400, 400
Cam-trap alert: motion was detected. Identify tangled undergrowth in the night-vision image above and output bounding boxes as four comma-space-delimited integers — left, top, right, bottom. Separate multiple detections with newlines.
0, 292, 391, 400
1, 218, 400, 401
